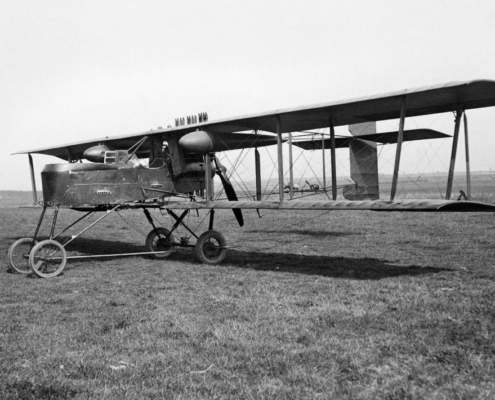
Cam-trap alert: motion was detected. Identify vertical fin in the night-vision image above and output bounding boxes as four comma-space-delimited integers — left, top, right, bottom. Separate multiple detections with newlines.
343, 122, 379, 200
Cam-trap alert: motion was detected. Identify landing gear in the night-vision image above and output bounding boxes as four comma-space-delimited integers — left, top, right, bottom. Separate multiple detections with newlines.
8, 238, 38, 274
11, 203, 118, 278
146, 209, 229, 265
194, 230, 227, 264
145, 227, 175, 258
29, 239, 67, 278
9, 204, 230, 278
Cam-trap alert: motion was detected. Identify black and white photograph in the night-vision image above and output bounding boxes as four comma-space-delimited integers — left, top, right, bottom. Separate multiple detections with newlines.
1, 1, 495, 398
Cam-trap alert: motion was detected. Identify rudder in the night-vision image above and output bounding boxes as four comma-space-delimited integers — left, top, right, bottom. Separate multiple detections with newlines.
343, 122, 379, 200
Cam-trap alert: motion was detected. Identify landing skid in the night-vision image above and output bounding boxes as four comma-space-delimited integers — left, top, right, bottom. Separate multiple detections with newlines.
7, 204, 228, 278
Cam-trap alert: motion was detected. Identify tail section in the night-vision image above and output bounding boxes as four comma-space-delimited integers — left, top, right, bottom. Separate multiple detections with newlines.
343, 122, 380, 200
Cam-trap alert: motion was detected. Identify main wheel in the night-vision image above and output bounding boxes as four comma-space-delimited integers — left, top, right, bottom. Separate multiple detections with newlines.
194, 230, 227, 264
145, 227, 175, 258
29, 240, 67, 278
8, 238, 38, 274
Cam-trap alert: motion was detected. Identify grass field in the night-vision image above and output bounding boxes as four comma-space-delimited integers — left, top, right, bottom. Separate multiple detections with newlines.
1, 189, 495, 399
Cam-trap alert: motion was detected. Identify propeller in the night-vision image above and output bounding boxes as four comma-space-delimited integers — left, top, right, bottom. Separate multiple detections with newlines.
212, 156, 244, 227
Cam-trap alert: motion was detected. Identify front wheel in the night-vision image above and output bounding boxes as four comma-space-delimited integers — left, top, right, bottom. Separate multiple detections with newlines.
145, 227, 175, 258
29, 240, 67, 278
8, 238, 38, 274
194, 230, 227, 265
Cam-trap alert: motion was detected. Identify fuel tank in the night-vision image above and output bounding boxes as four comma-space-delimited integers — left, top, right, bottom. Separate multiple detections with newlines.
178, 130, 280, 154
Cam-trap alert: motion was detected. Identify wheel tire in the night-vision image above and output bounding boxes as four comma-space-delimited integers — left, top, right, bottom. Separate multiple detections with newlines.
29, 240, 67, 278
194, 230, 227, 265
145, 228, 175, 258
8, 238, 38, 274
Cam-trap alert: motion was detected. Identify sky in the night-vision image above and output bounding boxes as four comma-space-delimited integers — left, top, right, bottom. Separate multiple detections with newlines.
2, 0, 495, 191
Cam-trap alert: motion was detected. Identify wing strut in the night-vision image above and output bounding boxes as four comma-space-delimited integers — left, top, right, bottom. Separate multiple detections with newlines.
205, 154, 213, 201
288, 132, 294, 199
276, 115, 284, 202
446, 107, 463, 200
322, 133, 326, 190
464, 113, 471, 199
28, 154, 37, 205
329, 120, 337, 200
390, 96, 406, 201
255, 131, 262, 201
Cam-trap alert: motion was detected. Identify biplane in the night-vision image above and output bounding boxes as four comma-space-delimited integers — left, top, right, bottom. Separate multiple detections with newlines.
8, 79, 495, 278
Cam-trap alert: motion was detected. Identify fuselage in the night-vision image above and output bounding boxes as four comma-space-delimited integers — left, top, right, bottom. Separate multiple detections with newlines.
41, 162, 210, 209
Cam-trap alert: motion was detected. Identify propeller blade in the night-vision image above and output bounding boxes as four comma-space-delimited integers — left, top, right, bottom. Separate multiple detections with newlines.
213, 157, 244, 227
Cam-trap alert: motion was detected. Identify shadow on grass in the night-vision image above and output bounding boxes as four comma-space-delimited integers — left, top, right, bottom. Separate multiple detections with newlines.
4, 236, 144, 255
245, 229, 358, 238
5, 236, 450, 280
225, 249, 450, 280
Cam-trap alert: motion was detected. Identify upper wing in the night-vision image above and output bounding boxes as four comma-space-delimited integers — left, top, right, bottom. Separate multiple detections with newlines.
204, 79, 495, 133
14, 79, 495, 160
